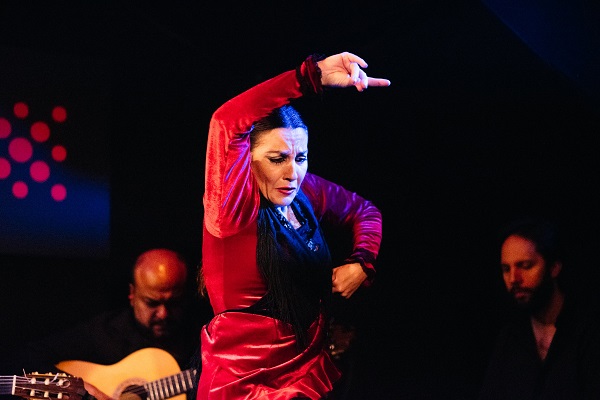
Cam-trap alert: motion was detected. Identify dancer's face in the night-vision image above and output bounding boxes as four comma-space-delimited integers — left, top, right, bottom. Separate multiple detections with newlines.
251, 127, 308, 207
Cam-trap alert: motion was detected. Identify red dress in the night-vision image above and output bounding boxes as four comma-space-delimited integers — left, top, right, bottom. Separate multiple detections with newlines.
199, 56, 383, 399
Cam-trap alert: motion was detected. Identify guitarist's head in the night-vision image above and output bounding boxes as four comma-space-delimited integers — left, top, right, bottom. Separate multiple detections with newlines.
129, 248, 190, 339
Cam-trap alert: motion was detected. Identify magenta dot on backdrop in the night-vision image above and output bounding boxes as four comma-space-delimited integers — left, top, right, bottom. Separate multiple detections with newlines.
0, 117, 11, 138
0, 157, 11, 179
13, 102, 29, 119
30, 160, 50, 182
52, 145, 67, 162
52, 106, 67, 123
8, 137, 33, 162
31, 121, 50, 142
51, 183, 67, 201
12, 181, 28, 198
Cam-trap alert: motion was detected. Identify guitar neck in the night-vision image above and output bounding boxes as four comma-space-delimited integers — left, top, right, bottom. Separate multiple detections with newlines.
140, 369, 197, 400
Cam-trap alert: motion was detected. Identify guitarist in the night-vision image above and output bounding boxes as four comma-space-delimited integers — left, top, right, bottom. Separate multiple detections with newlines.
22, 248, 206, 396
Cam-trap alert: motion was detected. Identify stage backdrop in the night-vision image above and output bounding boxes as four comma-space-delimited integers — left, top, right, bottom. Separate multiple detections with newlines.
0, 46, 110, 258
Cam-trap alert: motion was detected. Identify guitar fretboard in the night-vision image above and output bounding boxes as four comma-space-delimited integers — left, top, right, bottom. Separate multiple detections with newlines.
141, 369, 197, 400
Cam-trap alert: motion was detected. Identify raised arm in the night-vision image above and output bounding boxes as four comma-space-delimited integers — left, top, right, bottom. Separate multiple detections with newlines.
204, 52, 390, 239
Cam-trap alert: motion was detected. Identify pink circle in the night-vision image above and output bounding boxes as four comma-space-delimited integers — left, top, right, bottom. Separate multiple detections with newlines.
52, 145, 67, 162
52, 106, 67, 123
13, 102, 29, 119
51, 184, 67, 201
0, 117, 11, 138
30, 160, 50, 182
8, 137, 33, 162
12, 181, 28, 198
31, 121, 50, 142
0, 157, 11, 179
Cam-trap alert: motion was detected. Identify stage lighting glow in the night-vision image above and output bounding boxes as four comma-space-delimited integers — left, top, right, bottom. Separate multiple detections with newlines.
0, 46, 111, 258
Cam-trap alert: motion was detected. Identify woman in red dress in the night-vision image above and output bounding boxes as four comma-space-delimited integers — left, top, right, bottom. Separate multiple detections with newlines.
199, 51, 390, 399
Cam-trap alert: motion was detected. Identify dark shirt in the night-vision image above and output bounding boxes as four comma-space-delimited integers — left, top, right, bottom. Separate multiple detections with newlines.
23, 307, 201, 373
479, 297, 600, 399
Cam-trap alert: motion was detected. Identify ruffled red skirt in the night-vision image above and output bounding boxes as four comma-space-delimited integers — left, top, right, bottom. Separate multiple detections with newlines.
197, 311, 341, 399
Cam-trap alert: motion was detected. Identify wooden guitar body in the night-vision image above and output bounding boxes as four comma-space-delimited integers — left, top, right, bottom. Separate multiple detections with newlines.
55, 348, 193, 400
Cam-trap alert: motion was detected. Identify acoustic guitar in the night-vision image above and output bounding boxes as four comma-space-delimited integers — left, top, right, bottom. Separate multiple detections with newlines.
55, 348, 197, 400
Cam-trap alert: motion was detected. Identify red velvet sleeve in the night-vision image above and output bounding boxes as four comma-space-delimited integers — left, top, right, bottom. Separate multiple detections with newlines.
301, 173, 382, 286
204, 57, 322, 238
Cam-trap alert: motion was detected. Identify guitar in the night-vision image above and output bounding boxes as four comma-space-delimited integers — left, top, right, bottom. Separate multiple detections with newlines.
0, 372, 86, 400
55, 348, 197, 400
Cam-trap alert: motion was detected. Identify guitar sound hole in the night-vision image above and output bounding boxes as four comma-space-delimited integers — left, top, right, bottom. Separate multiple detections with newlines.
120, 385, 147, 400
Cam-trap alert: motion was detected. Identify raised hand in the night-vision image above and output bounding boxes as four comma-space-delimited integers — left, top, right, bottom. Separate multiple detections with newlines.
317, 51, 391, 92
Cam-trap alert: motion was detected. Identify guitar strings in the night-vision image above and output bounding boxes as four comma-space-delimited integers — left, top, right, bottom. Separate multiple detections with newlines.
0, 374, 73, 385
120, 369, 198, 400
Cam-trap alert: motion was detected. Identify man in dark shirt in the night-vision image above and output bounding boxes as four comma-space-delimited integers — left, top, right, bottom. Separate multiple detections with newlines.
479, 217, 600, 399
24, 248, 204, 400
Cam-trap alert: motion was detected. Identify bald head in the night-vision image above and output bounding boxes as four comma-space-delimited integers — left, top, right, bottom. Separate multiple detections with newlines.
128, 248, 189, 339
133, 248, 188, 290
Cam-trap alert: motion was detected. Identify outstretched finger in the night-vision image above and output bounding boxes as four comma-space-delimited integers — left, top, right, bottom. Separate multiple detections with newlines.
367, 77, 391, 87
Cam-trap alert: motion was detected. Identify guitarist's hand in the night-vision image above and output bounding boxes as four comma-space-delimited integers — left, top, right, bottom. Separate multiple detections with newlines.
84, 382, 115, 400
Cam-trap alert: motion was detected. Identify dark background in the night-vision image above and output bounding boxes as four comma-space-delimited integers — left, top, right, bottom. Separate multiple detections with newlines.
1, 1, 600, 399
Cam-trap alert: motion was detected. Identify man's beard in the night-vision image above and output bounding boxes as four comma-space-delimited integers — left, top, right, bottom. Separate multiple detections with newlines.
150, 318, 178, 339
510, 273, 554, 314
